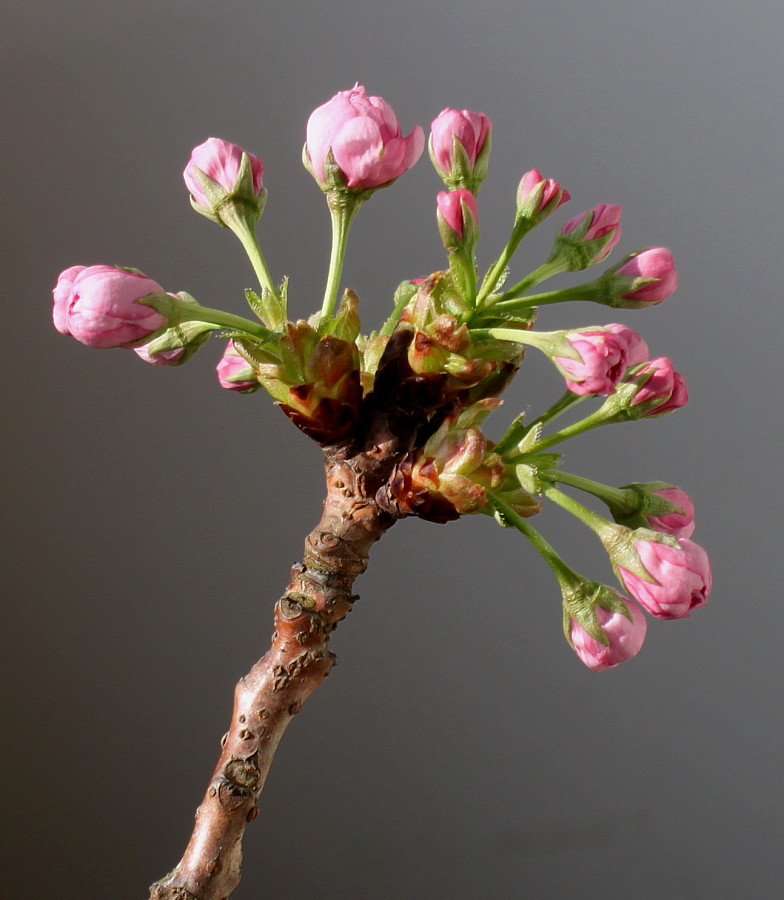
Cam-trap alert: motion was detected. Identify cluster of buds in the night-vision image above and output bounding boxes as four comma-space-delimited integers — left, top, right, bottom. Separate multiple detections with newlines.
52, 84, 710, 675
380, 399, 540, 523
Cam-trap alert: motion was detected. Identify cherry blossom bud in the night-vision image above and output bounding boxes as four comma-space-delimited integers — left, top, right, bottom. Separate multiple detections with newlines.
305, 85, 424, 191
516, 169, 570, 221
437, 189, 479, 247
559, 204, 622, 265
614, 247, 678, 307
429, 108, 491, 189
645, 487, 695, 539
216, 341, 260, 393
617, 537, 711, 619
184, 138, 265, 225
555, 328, 629, 396
134, 343, 185, 367
570, 595, 648, 671
631, 357, 688, 416
603, 322, 649, 368
52, 265, 167, 349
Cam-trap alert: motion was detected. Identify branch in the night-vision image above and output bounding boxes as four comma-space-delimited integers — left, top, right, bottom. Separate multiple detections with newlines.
149, 451, 397, 900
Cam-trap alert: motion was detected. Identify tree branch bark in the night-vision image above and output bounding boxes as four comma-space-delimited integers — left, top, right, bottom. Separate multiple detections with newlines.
149, 447, 398, 900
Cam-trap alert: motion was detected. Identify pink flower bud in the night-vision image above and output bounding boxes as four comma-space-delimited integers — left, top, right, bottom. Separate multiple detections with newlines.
616, 247, 678, 305
618, 538, 712, 619
216, 341, 259, 393
570, 595, 648, 671
133, 343, 185, 366
645, 488, 695, 539
183, 137, 264, 208
429, 108, 491, 177
517, 169, 570, 218
603, 322, 650, 367
560, 204, 623, 263
52, 265, 167, 349
306, 85, 424, 190
436, 189, 478, 242
555, 328, 629, 396
631, 357, 688, 416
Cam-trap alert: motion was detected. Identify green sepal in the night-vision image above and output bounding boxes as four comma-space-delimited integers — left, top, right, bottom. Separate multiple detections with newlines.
604, 524, 678, 585
515, 455, 560, 495
230, 335, 281, 369
245, 285, 285, 330
140, 319, 215, 364
317, 289, 361, 342
493, 414, 528, 456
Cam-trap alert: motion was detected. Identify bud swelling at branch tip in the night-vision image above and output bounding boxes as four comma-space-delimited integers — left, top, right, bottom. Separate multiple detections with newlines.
558, 203, 623, 268
602, 247, 678, 308
429, 107, 492, 192
53, 265, 168, 349
568, 591, 648, 671
437, 189, 479, 249
304, 85, 424, 192
612, 531, 712, 619
184, 137, 266, 227
516, 169, 570, 223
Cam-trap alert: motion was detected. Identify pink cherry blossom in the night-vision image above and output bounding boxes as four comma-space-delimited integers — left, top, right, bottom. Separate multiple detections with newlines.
52, 265, 166, 349
603, 323, 650, 368
216, 341, 259, 392
134, 343, 185, 367
631, 357, 689, 416
436, 189, 478, 241
560, 203, 623, 262
306, 85, 424, 190
556, 328, 629, 395
517, 169, 570, 217
645, 487, 695, 539
183, 138, 264, 208
616, 247, 678, 305
618, 537, 712, 619
570, 595, 648, 671
429, 108, 491, 176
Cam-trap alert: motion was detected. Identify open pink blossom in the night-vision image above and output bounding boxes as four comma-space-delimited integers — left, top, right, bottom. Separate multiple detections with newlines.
645, 487, 695, 539
216, 341, 259, 393
616, 247, 678, 305
517, 169, 570, 218
436, 189, 478, 241
429, 108, 491, 177
570, 595, 648, 671
560, 203, 623, 263
618, 537, 711, 619
52, 265, 166, 349
631, 357, 688, 416
306, 85, 424, 190
603, 323, 649, 368
556, 328, 629, 395
183, 137, 264, 208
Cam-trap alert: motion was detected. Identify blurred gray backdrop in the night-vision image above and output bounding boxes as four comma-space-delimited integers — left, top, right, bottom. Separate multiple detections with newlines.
2, 1, 782, 897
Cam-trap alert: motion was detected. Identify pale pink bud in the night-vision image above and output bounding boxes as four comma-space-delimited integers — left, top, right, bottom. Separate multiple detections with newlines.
646, 488, 695, 539
631, 357, 688, 416
603, 322, 650, 367
570, 595, 648, 671
216, 341, 259, 393
133, 343, 185, 367
429, 108, 491, 176
618, 538, 711, 619
52, 265, 166, 349
306, 85, 424, 190
183, 138, 264, 208
517, 169, 570, 218
555, 328, 629, 396
560, 204, 622, 262
52, 265, 85, 335
616, 247, 678, 305
436, 189, 478, 241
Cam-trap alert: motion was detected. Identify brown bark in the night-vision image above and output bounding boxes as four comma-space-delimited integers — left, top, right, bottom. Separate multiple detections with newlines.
148, 444, 400, 900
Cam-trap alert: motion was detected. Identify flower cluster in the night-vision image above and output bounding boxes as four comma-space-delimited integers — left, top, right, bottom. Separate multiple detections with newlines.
52, 85, 710, 675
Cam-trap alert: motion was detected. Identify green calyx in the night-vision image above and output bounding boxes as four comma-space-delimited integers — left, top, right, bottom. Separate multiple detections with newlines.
561, 580, 632, 647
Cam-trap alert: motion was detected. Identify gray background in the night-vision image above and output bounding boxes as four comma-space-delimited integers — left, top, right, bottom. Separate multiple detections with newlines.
2, 1, 782, 897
